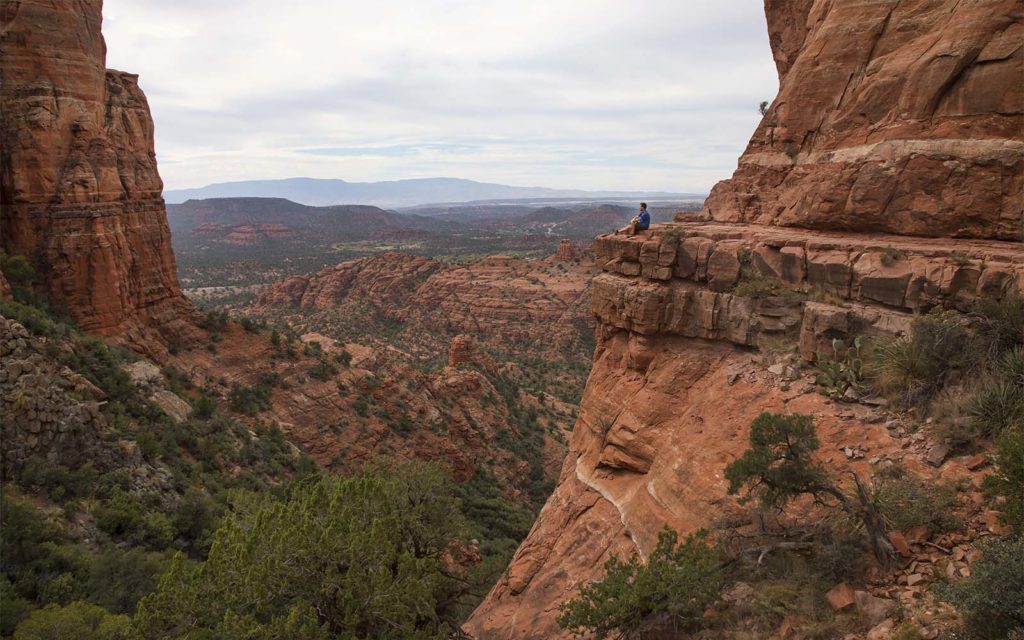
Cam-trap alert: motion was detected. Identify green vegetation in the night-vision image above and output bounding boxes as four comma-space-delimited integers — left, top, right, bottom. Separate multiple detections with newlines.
873, 472, 962, 534
733, 249, 805, 302
135, 462, 483, 639
828, 295, 1024, 449
725, 413, 896, 567
816, 336, 867, 400
868, 310, 974, 406
984, 427, 1024, 530
880, 246, 904, 267
937, 536, 1024, 639
10, 601, 131, 640
227, 381, 273, 415
556, 528, 722, 639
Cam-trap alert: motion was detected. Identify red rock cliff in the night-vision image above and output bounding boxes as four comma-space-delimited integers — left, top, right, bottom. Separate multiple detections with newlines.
467, 2, 1023, 637
700, 0, 1023, 239
0, 0, 192, 349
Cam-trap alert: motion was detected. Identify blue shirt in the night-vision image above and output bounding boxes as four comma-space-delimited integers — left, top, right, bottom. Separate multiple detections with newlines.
637, 210, 650, 229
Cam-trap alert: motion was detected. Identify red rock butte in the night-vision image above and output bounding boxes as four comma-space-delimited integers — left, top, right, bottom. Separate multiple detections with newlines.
0, 0, 193, 353
700, 0, 1023, 239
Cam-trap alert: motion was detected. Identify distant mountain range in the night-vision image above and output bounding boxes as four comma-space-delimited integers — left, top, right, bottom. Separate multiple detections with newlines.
167, 197, 455, 248
164, 177, 701, 208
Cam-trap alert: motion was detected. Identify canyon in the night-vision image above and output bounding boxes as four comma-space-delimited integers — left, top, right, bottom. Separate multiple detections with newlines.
1, 0, 1021, 638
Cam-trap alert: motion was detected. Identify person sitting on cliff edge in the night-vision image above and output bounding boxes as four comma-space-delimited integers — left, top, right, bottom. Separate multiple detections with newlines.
616, 202, 651, 236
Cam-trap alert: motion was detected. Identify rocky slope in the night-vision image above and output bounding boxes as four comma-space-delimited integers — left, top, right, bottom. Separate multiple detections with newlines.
252, 251, 598, 360
166, 323, 568, 505
465, 223, 1024, 639
466, 1, 1024, 637
0, 0, 195, 354
701, 0, 1023, 239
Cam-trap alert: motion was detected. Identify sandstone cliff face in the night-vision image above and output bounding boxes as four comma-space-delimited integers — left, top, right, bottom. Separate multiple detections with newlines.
0, 0, 193, 352
465, 224, 1024, 638
468, 2, 1023, 637
700, 0, 1024, 239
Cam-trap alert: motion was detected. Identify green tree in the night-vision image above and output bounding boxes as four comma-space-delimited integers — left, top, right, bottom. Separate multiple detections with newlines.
12, 601, 130, 640
135, 461, 478, 639
725, 413, 896, 568
937, 536, 1024, 639
557, 528, 722, 639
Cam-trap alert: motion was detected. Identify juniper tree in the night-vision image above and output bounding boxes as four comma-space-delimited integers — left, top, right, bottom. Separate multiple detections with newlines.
134, 461, 481, 640
556, 528, 722, 639
725, 413, 896, 569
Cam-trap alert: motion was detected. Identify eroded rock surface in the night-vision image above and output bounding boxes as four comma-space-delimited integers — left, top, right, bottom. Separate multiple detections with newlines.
0, 0, 195, 355
700, 0, 1024, 239
469, 1, 1023, 635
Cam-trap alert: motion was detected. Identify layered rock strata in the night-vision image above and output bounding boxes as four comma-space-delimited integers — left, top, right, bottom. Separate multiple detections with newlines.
700, 0, 1024, 239
592, 223, 1023, 360
255, 252, 596, 356
465, 221, 1024, 638
0, 0, 194, 353
468, 0, 1023, 634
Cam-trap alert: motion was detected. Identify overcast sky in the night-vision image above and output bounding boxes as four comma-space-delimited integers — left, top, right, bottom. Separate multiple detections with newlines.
103, 0, 778, 193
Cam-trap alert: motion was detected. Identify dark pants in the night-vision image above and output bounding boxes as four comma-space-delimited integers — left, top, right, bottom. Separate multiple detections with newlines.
628, 221, 650, 236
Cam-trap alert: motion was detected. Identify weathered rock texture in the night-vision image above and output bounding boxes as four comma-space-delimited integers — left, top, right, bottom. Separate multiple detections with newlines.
554, 239, 577, 262
469, 1, 1024, 636
0, 315, 107, 476
466, 222, 1024, 639
254, 252, 597, 357
0, 0, 194, 353
699, 0, 1024, 239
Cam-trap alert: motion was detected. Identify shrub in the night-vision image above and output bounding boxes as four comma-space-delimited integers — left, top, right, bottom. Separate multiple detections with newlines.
198, 310, 229, 332
94, 489, 144, 540
984, 427, 1024, 530
726, 413, 897, 567
868, 311, 975, 406
874, 476, 962, 534
557, 527, 722, 639
135, 462, 476, 640
0, 253, 37, 287
880, 247, 901, 266
335, 350, 353, 367
973, 292, 1024, 360
892, 621, 926, 640
1004, 346, 1024, 388
937, 536, 1024, 639
11, 601, 131, 640
85, 547, 169, 615
966, 380, 1024, 437
191, 394, 216, 420
1, 576, 33, 636
227, 382, 272, 416
308, 360, 338, 382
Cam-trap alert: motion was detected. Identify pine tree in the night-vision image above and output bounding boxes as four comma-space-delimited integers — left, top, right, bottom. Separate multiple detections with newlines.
725, 413, 896, 568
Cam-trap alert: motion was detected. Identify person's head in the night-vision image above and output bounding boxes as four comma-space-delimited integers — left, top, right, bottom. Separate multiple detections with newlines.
640, 202, 647, 211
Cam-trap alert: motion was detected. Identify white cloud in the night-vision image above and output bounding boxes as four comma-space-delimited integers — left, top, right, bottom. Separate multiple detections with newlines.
102, 0, 777, 192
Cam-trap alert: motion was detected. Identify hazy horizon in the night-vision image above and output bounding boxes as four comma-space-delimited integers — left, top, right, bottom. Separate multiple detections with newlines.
103, 1, 778, 193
